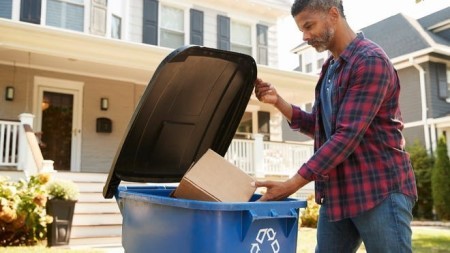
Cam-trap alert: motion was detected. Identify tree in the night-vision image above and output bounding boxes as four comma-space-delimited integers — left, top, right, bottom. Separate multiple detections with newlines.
407, 141, 434, 219
431, 137, 450, 220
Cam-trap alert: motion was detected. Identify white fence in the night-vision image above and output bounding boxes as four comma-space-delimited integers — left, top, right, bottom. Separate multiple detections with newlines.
0, 120, 20, 166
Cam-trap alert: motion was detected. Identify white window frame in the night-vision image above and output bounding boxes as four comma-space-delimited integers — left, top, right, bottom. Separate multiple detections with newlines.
158, 3, 189, 49
230, 20, 253, 56
42, 0, 86, 32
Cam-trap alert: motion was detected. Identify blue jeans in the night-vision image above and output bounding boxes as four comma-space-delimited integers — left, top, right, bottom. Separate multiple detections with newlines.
315, 193, 415, 253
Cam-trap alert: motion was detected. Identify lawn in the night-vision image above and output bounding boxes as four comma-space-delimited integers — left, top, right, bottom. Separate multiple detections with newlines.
297, 226, 450, 253
1, 226, 448, 253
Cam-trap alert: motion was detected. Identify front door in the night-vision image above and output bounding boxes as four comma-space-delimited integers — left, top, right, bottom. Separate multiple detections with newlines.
34, 77, 83, 171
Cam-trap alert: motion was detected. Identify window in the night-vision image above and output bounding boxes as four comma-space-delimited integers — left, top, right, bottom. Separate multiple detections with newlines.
256, 24, 268, 65
231, 21, 252, 56
111, 14, 121, 39
160, 5, 184, 49
236, 112, 253, 139
446, 69, 450, 102
235, 111, 270, 140
46, 0, 84, 32
0, 0, 12, 19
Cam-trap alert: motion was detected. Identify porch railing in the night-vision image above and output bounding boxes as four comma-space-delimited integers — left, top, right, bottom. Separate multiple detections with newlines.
225, 134, 314, 178
0, 119, 20, 166
0, 114, 54, 175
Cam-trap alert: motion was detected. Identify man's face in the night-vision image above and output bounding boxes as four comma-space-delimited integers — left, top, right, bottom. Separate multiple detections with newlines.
294, 8, 335, 52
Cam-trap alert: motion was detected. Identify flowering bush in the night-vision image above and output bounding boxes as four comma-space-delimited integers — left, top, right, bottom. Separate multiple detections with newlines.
0, 173, 52, 246
300, 194, 320, 228
46, 179, 79, 201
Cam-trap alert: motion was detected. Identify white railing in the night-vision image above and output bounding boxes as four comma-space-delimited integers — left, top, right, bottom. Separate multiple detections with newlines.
225, 135, 314, 178
0, 120, 20, 166
0, 114, 54, 175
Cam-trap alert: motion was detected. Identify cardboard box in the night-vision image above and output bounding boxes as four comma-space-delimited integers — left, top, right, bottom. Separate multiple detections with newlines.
172, 149, 256, 202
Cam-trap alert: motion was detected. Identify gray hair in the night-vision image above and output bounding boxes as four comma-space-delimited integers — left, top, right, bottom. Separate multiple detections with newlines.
291, 0, 345, 18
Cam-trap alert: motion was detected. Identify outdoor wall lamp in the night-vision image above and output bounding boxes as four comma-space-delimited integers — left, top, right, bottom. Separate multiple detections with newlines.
100, 97, 109, 110
5, 86, 14, 101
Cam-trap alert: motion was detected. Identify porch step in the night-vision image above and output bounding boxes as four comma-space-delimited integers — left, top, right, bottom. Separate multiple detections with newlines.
52, 172, 124, 246
71, 225, 122, 238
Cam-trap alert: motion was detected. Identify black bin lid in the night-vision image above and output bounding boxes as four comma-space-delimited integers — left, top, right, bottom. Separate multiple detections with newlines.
103, 46, 257, 198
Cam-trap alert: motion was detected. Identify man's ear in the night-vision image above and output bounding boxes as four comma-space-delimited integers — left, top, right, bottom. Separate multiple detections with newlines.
328, 6, 340, 22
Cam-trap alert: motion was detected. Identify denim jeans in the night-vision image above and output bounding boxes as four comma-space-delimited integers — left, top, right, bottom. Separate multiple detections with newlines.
315, 193, 415, 253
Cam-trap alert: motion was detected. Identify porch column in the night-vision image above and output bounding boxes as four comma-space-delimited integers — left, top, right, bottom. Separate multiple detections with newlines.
17, 113, 37, 176
253, 133, 265, 178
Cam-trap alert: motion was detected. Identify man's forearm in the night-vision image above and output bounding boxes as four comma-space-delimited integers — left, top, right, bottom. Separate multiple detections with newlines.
274, 95, 293, 122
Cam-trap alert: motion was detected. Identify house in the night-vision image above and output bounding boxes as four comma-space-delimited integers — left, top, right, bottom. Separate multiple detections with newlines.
0, 0, 316, 245
291, 7, 450, 154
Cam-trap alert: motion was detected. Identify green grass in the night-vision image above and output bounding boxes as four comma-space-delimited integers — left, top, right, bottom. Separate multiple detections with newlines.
1, 226, 448, 253
297, 226, 450, 253
0, 246, 104, 253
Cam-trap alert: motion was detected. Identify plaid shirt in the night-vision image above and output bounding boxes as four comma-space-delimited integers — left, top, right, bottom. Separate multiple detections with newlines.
290, 34, 417, 221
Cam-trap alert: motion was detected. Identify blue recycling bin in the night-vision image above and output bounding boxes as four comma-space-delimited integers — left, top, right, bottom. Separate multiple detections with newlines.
103, 46, 307, 253
116, 186, 306, 253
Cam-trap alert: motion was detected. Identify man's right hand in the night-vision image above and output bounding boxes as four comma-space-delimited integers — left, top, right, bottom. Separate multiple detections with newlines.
254, 78, 279, 105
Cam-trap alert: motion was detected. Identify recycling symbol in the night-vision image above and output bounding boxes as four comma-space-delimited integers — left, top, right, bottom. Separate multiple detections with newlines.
250, 228, 280, 253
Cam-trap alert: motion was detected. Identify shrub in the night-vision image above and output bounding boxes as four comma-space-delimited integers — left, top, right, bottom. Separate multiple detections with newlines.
300, 194, 320, 228
0, 174, 52, 246
432, 137, 450, 220
46, 179, 79, 201
407, 141, 434, 219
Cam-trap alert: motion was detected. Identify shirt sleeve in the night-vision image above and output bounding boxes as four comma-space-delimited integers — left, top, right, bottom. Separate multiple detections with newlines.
298, 56, 393, 181
289, 105, 315, 139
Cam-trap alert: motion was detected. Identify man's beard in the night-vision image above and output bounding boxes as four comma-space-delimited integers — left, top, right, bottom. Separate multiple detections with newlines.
308, 26, 335, 52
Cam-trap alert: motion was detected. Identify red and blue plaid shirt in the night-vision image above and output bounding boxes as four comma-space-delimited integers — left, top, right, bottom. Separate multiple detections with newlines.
290, 34, 417, 221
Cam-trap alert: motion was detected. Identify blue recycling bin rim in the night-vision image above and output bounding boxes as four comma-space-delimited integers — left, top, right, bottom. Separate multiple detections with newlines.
117, 185, 307, 212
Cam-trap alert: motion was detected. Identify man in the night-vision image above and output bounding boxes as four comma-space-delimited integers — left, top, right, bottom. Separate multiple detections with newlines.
253, 0, 417, 252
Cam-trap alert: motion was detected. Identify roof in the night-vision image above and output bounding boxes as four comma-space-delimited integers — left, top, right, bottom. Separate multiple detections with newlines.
359, 7, 450, 59
291, 7, 450, 59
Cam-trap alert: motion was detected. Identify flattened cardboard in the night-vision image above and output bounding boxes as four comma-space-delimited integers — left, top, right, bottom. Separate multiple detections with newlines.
173, 149, 256, 202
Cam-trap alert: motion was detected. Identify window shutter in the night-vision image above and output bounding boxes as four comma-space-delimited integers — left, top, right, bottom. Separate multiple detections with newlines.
256, 24, 268, 65
143, 0, 158, 45
20, 0, 41, 24
190, 9, 204, 46
0, 0, 13, 19
217, 15, 230, 50
90, 0, 107, 36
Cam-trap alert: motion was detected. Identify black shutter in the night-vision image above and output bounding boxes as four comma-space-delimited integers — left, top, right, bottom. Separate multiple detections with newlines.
20, 0, 41, 24
256, 24, 268, 65
143, 0, 158, 45
217, 15, 230, 50
190, 9, 204, 46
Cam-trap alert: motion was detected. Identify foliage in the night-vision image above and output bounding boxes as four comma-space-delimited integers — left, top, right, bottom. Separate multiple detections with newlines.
46, 179, 79, 201
0, 174, 52, 246
300, 194, 320, 228
431, 137, 450, 220
406, 141, 434, 219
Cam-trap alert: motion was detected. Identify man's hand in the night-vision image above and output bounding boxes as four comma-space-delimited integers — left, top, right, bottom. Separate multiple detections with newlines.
253, 173, 309, 201
254, 78, 279, 105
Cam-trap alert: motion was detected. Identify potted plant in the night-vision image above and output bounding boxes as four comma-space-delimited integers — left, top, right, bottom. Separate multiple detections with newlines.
45, 178, 79, 247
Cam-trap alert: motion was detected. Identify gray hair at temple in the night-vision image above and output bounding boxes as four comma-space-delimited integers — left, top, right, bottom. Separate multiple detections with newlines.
291, 0, 346, 19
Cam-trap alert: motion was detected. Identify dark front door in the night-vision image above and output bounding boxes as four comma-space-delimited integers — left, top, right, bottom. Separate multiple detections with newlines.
40, 91, 73, 171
